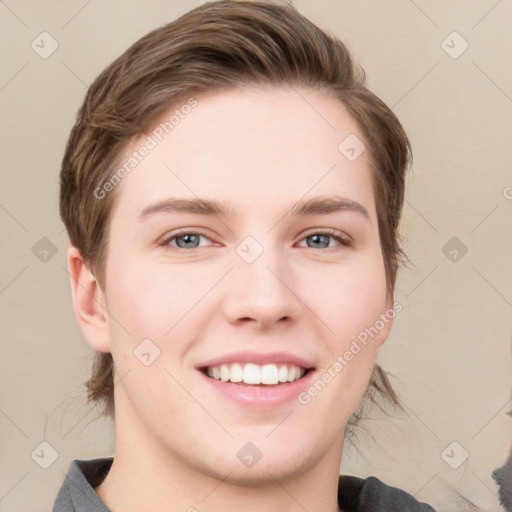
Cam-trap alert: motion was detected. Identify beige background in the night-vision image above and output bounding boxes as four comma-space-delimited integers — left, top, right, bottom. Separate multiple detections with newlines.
1, 1, 511, 511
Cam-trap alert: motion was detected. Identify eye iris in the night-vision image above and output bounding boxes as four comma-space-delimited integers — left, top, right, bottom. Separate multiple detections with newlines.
308, 234, 329, 248
176, 234, 200, 248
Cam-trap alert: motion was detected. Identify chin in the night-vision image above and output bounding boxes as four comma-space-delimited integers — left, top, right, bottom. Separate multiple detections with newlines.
214, 456, 314, 488
173, 434, 314, 487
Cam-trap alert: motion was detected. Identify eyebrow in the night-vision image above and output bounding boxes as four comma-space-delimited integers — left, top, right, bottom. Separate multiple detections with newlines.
137, 195, 370, 221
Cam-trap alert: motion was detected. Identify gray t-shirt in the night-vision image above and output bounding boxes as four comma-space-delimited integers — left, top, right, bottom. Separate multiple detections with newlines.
53, 457, 437, 511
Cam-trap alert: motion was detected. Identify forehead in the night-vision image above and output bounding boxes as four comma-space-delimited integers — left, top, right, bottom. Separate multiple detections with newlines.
110, 85, 376, 221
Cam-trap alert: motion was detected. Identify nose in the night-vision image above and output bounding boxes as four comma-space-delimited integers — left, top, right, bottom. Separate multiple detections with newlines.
223, 244, 302, 330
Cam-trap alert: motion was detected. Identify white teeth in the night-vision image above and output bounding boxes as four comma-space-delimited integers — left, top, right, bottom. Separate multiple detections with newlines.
204, 363, 306, 385
220, 364, 230, 382
230, 363, 243, 383
243, 363, 261, 384
261, 364, 278, 385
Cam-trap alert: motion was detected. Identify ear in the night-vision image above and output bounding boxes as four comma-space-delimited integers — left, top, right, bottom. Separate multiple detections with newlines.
67, 246, 111, 352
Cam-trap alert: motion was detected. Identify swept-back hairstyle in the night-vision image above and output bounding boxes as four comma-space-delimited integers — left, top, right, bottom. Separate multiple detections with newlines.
60, 0, 411, 423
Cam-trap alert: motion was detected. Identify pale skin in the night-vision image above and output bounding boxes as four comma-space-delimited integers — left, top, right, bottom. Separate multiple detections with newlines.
68, 85, 394, 512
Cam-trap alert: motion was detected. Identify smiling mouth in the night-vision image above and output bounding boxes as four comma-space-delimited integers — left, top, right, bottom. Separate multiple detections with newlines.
200, 362, 312, 386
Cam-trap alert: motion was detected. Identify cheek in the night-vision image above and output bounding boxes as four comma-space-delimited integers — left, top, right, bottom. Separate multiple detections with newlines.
105, 253, 225, 368
323, 257, 389, 391
310, 253, 389, 342
109, 269, 194, 340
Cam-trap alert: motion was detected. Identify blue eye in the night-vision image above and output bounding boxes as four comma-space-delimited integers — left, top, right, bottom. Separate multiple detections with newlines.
299, 230, 352, 249
159, 229, 352, 252
162, 231, 211, 250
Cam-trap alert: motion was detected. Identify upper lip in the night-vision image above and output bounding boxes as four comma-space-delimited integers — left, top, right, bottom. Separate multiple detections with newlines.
196, 351, 315, 370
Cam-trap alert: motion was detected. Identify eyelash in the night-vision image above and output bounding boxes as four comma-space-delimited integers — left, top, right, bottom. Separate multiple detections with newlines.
159, 228, 353, 252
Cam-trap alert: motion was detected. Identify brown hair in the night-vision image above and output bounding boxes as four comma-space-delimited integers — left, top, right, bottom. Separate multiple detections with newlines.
60, 0, 411, 422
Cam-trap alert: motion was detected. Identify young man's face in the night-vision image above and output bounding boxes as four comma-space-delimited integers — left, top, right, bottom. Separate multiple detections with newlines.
87, 86, 393, 484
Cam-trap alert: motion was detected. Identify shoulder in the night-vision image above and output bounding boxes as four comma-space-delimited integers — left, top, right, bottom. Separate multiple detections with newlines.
338, 474, 437, 512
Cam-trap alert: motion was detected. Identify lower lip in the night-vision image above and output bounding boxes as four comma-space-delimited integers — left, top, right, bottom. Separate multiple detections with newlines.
197, 369, 316, 409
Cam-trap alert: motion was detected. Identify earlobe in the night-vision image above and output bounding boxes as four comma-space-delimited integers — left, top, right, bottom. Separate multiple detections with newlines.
67, 246, 111, 353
